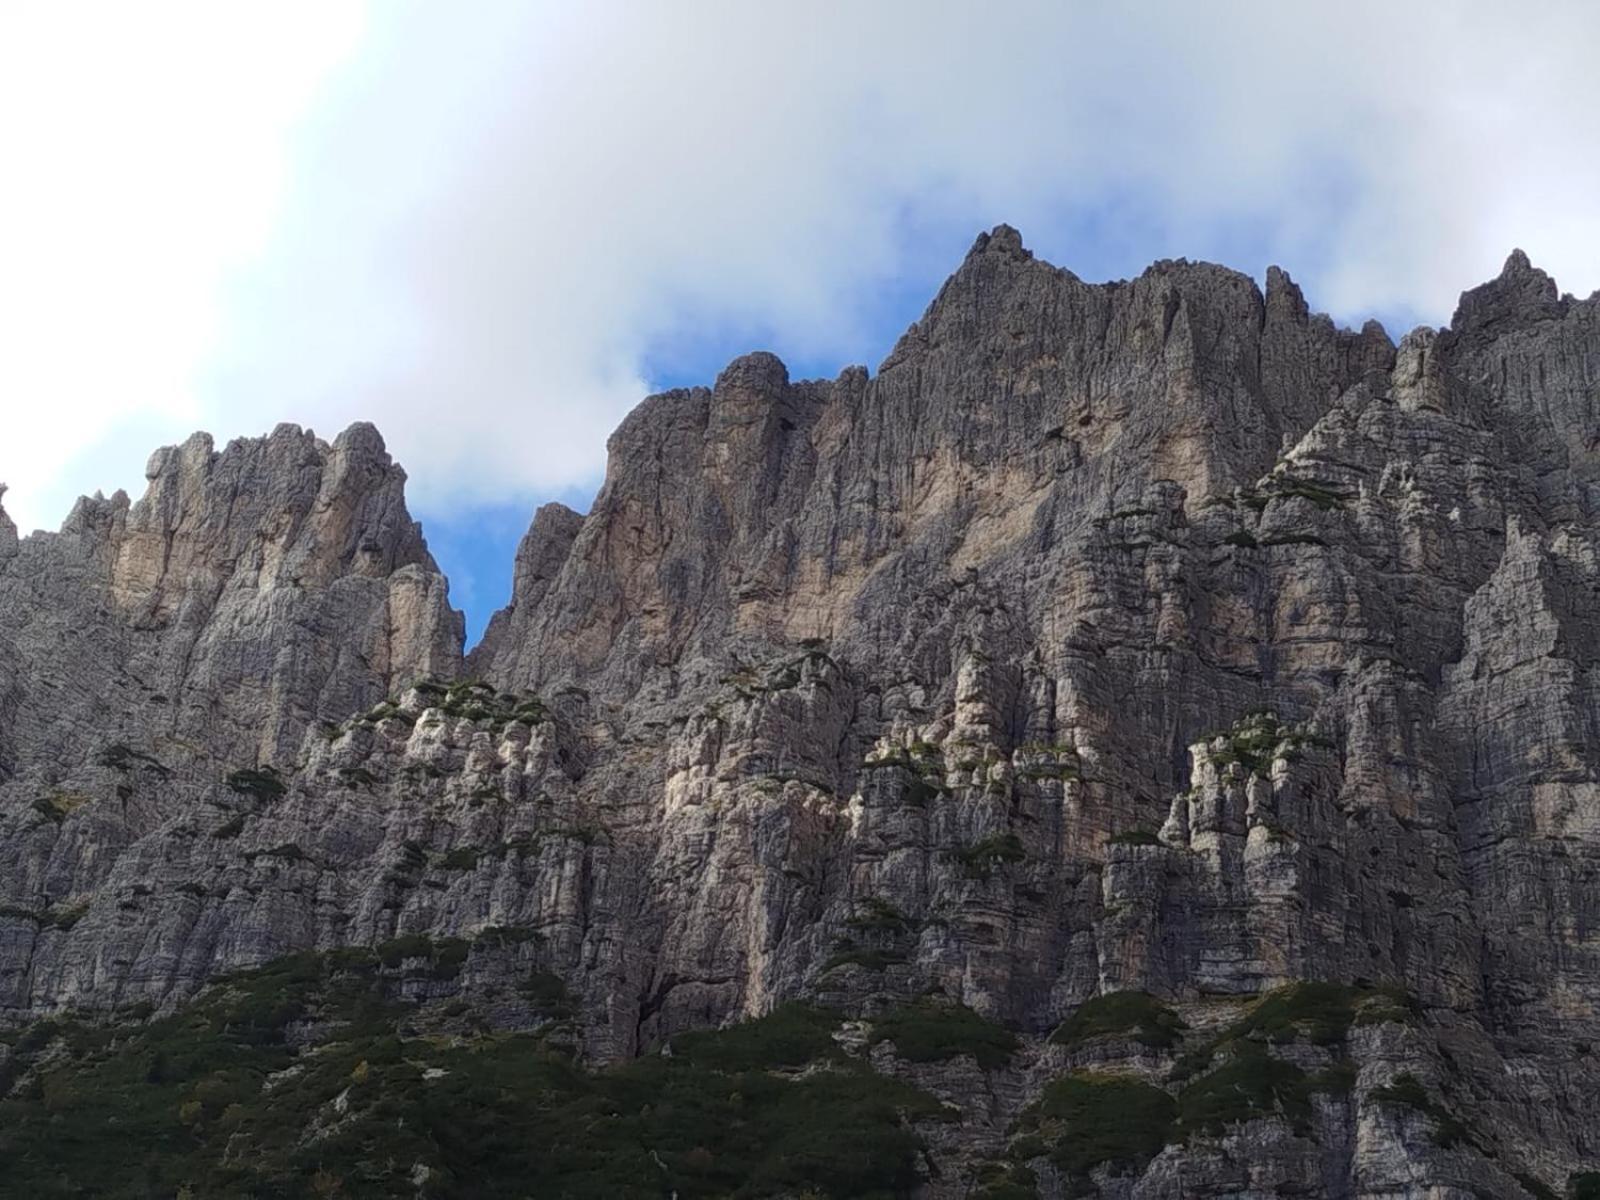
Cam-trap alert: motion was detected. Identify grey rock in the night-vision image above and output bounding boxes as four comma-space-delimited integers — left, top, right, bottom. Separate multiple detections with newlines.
4, 228, 1600, 1195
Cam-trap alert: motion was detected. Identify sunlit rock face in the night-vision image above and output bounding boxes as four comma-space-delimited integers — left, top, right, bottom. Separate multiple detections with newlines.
3, 231, 1599, 1196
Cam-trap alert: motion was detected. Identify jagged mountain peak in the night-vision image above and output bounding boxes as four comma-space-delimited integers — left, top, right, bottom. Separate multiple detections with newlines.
1451, 244, 1567, 338
4, 230, 1600, 1196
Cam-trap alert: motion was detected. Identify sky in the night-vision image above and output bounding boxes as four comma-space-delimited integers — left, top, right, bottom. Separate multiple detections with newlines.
3, 2, 1598, 645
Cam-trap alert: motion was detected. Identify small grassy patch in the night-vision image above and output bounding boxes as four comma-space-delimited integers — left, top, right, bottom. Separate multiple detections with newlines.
1021, 1071, 1176, 1189
1232, 980, 1418, 1045
521, 970, 577, 1020
1052, 991, 1185, 1050
247, 842, 307, 864
821, 943, 907, 975
97, 743, 171, 777
952, 832, 1026, 880
375, 933, 436, 967
1177, 1039, 1338, 1135
870, 998, 1018, 1070
1202, 712, 1330, 778
1107, 828, 1160, 847
32, 791, 91, 824
474, 924, 540, 949
973, 1162, 1040, 1199
43, 901, 89, 930
845, 896, 909, 935
225, 767, 286, 802
1232, 980, 1358, 1045
440, 846, 482, 871
671, 1002, 840, 1072
1274, 480, 1349, 509
1370, 1072, 1470, 1148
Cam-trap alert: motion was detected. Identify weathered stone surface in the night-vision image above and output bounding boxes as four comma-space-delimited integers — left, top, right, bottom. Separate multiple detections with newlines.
3, 228, 1600, 1195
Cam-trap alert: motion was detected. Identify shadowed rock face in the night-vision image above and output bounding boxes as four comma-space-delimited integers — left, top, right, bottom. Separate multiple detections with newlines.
4, 228, 1600, 1196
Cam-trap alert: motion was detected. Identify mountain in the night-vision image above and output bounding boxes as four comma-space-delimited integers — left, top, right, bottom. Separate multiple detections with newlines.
1, 228, 1597, 1198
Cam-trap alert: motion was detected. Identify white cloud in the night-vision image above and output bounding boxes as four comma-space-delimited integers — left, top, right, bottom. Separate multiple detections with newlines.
3, 0, 1598, 533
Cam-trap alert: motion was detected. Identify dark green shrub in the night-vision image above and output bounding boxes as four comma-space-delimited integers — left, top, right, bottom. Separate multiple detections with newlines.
98, 743, 171, 776
671, 1002, 839, 1072
1107, 828, 1160, 847
521, 970, 576, 1020
474, 924, 539, 949
870, 998, 1017, 1069
845, 896, 909, 934
225, 767, 285, 802
1027, 1071, 1176, 1184
953, 832, 1027, 879
251, 843, 306, 863
1178, 1039, 1313, 1134
431, 938, 470, 980
974, 1162, 1040, 1199
1370, 1072, 1470, 1148
376, 934, 435, 967
0, 948, 951, 1200
820, 943, 907, 974
1052, 991, 1186, 1050
337, 765, 377, 788
1233, 980, 1358, 1045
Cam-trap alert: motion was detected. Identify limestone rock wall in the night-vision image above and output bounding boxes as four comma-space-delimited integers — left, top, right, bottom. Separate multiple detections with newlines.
3, 230, 1599, 1196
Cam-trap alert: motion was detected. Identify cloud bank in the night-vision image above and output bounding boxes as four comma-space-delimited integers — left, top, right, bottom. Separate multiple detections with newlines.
3, 0, 1598, 534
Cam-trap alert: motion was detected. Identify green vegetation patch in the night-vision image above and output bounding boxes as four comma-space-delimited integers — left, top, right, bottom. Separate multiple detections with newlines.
1020, 1071, 1177, 1189
845, 897, 910, 935
31, 791, 91, 824
870, 998, 1018, 1070
859, 744, 951, 806
225, 766, 286, 802
246, 842, 307, 864
1171, 981, 1418, 1086
1571, 1172, 1600, 1200
1107, 828, 1161, 847
520, 970, 578, 1020
97, 743, 172, 777
1230, 980, 1417, 1046
1203, 711, 1331, 778
972, 1161, 1040, 1199
0, 955, 947, 1200
359, 700, 415, 728
1274, 479, 1350, 510
1052, 991, 1186, 1050
952, 832, 1027, 880
425, 680, 550, 729
473, 924, 540, 950
671, 1002, 841, 1072
1370, 1071, 1470, 1149
821, 943, 908, 975
1156, 981, 1412, 1137
1176, 1039, 1349, 1136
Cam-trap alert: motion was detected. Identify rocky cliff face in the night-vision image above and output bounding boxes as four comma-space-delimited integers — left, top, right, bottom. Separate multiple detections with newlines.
1, 229, 1598, 1198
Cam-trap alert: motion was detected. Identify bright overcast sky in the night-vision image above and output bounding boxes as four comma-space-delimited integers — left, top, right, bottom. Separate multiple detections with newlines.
2, 1, 1598, 633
